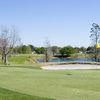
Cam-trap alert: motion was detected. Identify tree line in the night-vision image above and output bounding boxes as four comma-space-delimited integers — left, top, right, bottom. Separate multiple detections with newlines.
0, 23, 100, 64
12, 44, 90, 55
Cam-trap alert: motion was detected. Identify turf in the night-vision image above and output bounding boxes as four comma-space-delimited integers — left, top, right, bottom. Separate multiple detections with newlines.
0, 87, 54, 100
7, 54, 42, 64
8, 56, 32, 64
0, 65, 40, 70
0, 66, 100, 100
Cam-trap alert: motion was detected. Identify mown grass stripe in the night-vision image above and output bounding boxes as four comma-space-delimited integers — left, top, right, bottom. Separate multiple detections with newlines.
0, 87, 55, 100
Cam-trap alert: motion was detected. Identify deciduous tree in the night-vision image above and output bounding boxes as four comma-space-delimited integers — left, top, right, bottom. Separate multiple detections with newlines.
90, 23, 100, 61
60, 46, 75, 57
0, 25, 20, 64
44, 38, 52, 62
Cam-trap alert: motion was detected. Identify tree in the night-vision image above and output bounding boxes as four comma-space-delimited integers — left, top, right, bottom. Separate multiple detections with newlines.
74, 47, 80, 53
80, 46, 86, 53
0, 25, 20, 64
18, 45, 23, 54
52, 46, 60, 55
60, 46, 75, 57
40, 47, 46, 54
13, 46, 18, 54
22, 45, 27, 54
35, 47, 46, 54
86, 46, 94, 53
44, 38, 52, 62
90, 23, 100, 61
27, 45, 32, 54
28, 45, 36, 52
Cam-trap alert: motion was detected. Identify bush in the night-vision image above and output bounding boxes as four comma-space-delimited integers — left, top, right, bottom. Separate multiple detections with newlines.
60, 46, 75, 57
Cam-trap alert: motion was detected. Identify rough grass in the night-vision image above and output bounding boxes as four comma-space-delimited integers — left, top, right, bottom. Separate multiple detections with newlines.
0, 66, 100, 100
70, 53, 90, 58
8, 56, 30, 64
7, 54, 39, 65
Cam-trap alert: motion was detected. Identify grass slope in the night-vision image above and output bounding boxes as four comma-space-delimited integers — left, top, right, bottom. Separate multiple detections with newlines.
0, 87, 54, 100
7, 55, 37, 64
0, 66, 100, 100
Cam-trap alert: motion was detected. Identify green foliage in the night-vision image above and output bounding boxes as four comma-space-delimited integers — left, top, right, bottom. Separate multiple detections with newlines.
52, 46, 60, 55
27, 45, 32, 54
13, 47, 18, 54
13, 45, 33, 54
60, 46, 75, 56
74, 46, 87, 53
18, 46, 23, 54
74, 47, 80, 53
87, 46, 92, 51
80, 46, 86, 52
22, 45, 27, 54
13, 45, 46, 54
29, 44, 36, 51
35, 47, 46, 54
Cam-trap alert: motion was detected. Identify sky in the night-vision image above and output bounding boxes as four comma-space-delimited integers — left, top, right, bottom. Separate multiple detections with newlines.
0, 0, 100, 48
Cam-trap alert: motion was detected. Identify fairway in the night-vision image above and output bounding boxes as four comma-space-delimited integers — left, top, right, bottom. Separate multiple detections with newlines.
0, 66, 100, 100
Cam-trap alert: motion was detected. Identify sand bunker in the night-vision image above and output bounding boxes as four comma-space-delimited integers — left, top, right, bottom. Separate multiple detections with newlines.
41, 64, 100, 70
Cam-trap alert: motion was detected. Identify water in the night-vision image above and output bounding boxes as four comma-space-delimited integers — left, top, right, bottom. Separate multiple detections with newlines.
37, 58, 94, 63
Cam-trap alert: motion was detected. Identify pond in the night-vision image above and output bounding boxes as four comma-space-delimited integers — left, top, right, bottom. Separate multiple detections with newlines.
37, 58, 94, 63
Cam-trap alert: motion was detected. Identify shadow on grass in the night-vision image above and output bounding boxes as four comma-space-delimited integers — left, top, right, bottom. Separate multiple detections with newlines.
66, 74, 72, 75
0, 87, 55, 100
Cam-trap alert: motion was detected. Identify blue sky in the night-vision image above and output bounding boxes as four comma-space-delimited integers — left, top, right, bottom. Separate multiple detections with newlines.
0, 0, 100, 47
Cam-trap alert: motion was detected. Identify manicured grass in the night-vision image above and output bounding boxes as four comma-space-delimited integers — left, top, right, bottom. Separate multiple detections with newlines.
0, 87, 54, 100
0, 65, 41, 69
0, 66, 100, 100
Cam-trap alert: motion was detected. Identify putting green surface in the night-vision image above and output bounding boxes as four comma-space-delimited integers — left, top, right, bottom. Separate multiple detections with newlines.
0, 66, 100, 100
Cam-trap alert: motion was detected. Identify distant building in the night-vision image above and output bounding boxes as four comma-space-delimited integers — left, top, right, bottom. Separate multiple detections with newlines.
78, 51, 83, 53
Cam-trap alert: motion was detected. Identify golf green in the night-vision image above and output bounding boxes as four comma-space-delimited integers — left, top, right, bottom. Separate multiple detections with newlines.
0, 66, 100, 100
